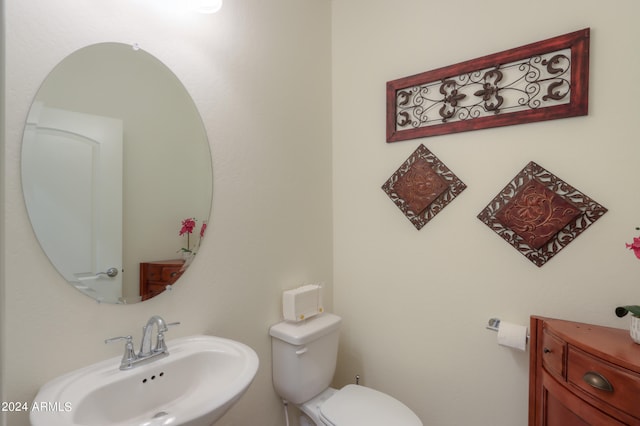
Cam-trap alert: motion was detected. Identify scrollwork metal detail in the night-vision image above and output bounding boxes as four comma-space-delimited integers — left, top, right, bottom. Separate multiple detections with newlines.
477, 161, 607, 267
382, 144, 466, 230
386, 29, 590, 142
396, 49, 571, 131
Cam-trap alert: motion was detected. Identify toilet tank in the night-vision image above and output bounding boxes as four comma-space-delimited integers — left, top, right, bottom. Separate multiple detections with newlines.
270, 313, 342, 404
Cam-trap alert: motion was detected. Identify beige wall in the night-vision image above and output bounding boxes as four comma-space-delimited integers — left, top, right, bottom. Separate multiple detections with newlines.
3, 1, 640, 426
1, 0, 331, 425
332, 1, 640, 425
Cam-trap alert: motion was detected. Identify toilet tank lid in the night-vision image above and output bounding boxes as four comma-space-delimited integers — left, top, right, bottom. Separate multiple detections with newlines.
270, 313, 341, 345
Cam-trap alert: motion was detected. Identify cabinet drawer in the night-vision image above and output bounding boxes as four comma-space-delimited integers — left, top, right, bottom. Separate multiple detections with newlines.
145, 283, 166, 299
542, 329, 565, 380
146, 265, 182, 283
567, 346, 640, 419
542, 370, 625, 426
159, 266, 182, 283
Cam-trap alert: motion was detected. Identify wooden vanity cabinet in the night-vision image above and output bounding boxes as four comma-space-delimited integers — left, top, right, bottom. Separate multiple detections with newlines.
139, 259, 185, 301
529, 316, 640, 426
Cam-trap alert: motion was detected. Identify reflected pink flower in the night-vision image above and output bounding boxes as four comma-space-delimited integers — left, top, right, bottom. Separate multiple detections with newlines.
179, 218, 196, 236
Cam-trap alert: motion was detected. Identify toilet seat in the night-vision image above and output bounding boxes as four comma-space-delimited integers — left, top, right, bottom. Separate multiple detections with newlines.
319, 384, 422, 426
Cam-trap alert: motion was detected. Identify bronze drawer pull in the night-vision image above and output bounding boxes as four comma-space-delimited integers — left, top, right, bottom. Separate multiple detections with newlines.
583, 371, 613, 392
543, 347, 551, 354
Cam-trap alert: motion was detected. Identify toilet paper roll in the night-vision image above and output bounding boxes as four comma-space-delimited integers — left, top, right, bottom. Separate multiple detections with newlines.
497, 321, 528, 351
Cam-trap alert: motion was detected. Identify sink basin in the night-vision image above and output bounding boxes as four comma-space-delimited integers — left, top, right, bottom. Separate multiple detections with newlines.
30, 335, 259, 426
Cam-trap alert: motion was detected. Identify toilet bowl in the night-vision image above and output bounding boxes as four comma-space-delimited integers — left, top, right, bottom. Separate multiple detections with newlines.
310, 384, 421, 426
270, 313, 422, 426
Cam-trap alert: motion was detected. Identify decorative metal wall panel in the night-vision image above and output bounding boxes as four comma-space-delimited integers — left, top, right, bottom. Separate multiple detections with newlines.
477, 161, 607, 267
382, 144, 466, 230
387, 28, 590, 142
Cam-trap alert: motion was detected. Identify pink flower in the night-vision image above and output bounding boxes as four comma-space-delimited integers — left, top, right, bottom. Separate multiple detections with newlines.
178, 218, 206, 254
179, 218, 196, 236
627, 236, 640, 260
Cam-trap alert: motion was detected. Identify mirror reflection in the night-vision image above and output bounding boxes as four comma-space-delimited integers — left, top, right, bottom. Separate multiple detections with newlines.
21, 43, 213, 304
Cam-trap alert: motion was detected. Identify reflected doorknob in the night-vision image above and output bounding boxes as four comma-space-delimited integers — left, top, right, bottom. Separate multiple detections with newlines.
97, 267, 119, 278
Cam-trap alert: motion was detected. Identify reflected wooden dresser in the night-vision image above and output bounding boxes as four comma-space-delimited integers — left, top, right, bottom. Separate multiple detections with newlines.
139, 259, 185, 301
529, 316, 640, 425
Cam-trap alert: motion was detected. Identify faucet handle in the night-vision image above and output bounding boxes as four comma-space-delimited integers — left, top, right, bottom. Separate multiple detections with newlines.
105, 335, 137, 369
105, 335, 132, 344
155, 322, 180, 353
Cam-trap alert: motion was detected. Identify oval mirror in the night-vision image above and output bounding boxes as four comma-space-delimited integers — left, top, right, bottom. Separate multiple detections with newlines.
21, 43, 213, 304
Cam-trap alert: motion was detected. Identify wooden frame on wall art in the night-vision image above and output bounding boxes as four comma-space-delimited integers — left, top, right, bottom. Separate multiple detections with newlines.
386, 28, 590, 142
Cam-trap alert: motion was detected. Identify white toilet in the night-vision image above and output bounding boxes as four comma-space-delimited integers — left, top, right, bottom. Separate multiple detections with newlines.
270, 313, 423, 426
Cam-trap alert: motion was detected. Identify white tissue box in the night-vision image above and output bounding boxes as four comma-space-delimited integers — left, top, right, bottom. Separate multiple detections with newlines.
283, 284, 323, 322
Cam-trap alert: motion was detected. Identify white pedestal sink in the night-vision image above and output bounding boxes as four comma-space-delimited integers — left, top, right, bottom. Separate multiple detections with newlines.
30, 335, 259, 426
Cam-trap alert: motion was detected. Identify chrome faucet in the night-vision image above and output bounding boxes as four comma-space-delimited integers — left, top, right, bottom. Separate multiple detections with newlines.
140, 315, 169, 357
106, 315, 180, 370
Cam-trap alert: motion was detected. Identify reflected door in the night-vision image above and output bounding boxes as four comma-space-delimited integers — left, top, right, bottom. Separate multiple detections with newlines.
23, 103, 124, 302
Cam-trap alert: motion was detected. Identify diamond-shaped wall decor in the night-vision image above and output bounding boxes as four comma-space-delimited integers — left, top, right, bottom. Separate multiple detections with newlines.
382, 144, 466, 230
477, 161, 607, 267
